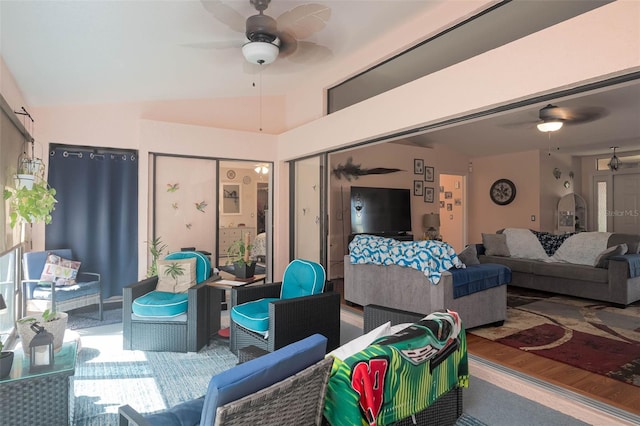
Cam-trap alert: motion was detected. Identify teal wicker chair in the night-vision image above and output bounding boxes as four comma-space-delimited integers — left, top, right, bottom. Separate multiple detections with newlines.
230, 259, 340, 355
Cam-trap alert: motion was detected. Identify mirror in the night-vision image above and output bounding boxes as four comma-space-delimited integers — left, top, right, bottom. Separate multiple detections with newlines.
221, 183, 241, 215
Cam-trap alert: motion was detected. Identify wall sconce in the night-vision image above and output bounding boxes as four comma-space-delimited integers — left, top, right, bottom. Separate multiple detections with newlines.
354, 194, 363, 217
29, 323, 54, 373
422, 213, 441, 240
608, 146, 620, 171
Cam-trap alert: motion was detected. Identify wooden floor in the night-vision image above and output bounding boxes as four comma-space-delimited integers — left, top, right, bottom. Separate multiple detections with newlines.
332, 278, 640, 416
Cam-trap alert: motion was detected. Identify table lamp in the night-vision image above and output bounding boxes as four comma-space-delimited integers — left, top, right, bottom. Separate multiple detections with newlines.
422, 213, 441, 240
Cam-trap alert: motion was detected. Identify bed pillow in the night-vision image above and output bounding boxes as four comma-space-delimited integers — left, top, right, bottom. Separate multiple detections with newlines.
594, 244, 628, 268
458, 245, 480, 265
482, 233, 510, 257
39, 253, 81, 287
156, 257, 197, 293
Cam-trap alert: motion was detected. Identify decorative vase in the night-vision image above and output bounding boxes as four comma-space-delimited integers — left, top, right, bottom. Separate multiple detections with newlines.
0, 351, 14, 379
233, 261, 256, 279
16, 311, 68, 354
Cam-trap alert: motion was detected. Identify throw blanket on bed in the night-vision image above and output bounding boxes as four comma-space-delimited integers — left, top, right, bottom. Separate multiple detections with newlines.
349, 234, 464, 284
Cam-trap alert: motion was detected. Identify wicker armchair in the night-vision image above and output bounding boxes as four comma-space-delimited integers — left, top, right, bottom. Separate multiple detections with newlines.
118, 334, 332, 426
122, 276, 220, 352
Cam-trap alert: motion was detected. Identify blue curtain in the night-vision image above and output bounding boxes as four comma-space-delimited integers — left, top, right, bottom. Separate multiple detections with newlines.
46, 145, 138, 299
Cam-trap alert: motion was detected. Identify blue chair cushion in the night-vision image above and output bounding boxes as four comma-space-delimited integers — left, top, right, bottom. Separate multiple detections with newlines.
199, 334, 327, 426
132, 291, 188, 317
280, 259, 325, 299
32, 280, 101, 302
144, 396, 204, 426
164, 251, 211, 284
230, 298, 279, 335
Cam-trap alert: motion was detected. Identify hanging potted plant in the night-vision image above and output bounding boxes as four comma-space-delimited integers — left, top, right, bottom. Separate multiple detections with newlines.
3, 181, 57, 229
226, 232, 256, 279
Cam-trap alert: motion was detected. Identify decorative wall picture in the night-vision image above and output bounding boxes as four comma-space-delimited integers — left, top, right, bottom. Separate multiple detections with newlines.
444, 191, 453, 199
447, 203, 453, 211
440, 201, 445, 208
455, 181, 460, 189
424, 166, 434, 182
424, 187, 434, 203
332, 157, 404, 181
413, 180, 424, 196
414, 159, 424, 175
439, 185, 445, 192
454, 199, 462, 206
195, 201, 208, 212
222, 183, 241, 215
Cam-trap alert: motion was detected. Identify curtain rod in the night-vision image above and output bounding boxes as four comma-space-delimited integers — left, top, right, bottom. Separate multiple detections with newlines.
0, 93, 34, 142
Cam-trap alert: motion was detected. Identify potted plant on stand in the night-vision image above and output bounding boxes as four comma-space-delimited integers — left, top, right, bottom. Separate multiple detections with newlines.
226, 232, 256, 279
16, 308, 68, 354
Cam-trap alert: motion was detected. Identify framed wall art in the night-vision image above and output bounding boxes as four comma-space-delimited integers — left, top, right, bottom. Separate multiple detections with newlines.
424, 187, 434, 203
424, 166, 434, 182
414, 159, 424, 175
413, 180, 424, 196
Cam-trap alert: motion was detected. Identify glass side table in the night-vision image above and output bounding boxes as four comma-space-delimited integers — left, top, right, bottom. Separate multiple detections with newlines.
0, 340, 77, 426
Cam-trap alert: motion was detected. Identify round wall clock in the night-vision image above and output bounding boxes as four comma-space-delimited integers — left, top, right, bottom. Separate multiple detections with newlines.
226, 170, 236, 180
489, 179, 516, 205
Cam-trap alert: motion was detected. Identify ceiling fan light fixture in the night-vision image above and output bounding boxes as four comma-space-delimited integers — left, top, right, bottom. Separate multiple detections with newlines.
537, 120, 563, 132
242, 40, 279, 65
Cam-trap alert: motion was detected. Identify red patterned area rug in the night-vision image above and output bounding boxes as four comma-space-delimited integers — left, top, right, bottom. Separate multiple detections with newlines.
469, 288, 640, 387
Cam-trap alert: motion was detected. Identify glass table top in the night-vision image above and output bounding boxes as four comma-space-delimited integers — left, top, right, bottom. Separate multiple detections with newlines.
1, 340, 77, 383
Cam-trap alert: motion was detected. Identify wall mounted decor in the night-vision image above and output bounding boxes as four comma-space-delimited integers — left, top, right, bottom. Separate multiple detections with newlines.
424, 187, 434, 203
167, 183, 180, 192
195, 201, 208, 212
424, 166, 434, 182
414, 159, 424, 175
222, 183, 241, 214
553, 168, 561, 179
455, 199, 462, 206
413, 180, 423, 196
332, 157, 403, 181
172, 202, 178, 210
444, 191, 453, 199
226, 170, 236, 179
440, 201, 445, 208
447, 203, 453, 211
489, 178, 516, 205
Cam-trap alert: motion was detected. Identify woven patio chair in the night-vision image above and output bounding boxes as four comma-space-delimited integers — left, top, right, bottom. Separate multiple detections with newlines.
229, 259, 340, 355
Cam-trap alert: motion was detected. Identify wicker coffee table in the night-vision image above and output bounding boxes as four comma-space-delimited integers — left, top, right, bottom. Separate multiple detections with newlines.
0, 340, 77, 425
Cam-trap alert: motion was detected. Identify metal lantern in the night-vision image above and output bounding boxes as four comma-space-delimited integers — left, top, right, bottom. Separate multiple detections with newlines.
29, 322, 54, 373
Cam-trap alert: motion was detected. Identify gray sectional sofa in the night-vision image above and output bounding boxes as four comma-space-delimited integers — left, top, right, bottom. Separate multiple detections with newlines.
478, 231, 640, 307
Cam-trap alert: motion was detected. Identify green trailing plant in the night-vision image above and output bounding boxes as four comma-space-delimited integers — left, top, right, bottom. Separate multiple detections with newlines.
163, 261, 185, 286
226, 239, 254, 267
3, 181, 57, 228
146, 237, 167, 277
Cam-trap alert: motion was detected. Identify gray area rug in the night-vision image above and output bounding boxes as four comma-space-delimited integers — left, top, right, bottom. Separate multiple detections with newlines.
67, 303, 122, 330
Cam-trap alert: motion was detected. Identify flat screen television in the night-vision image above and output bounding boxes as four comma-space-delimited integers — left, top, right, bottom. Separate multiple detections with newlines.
350, 186, 412, 235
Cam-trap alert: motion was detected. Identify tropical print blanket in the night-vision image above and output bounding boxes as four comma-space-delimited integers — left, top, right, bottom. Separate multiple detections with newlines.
348, 234, 464, 284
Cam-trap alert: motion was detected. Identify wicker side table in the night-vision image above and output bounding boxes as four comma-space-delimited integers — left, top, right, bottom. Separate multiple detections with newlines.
0, 340, 77, 426
238, 345, 269, 364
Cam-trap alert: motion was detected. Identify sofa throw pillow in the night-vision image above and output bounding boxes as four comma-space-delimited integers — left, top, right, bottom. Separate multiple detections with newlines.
482, 233, 510, 257
458, 244, 480, 266
156, 257, 197, 293
594, 243, 628, 268
39, 253, 81, 287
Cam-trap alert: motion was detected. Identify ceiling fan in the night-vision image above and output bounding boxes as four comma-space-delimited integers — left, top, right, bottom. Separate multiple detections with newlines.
198, 0, 332, 69
503, 103, 609, 132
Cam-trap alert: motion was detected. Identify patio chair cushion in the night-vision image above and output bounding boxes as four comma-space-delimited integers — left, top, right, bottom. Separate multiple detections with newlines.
280, 259, 326, 299
230, 297, 279, 335
164, 251, 211, 283
132, 291, 189, 318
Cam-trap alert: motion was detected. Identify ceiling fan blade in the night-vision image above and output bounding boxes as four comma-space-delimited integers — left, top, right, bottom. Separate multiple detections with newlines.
277, 3, 331, 40
286, 41, 332, 64
183, 39, 244, 50
201, 0, 246, 33
277, 31, 298, 58
563, 106, 609, 124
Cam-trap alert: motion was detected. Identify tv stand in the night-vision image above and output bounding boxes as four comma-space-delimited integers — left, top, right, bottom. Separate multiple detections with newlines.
349, 233, 414, 244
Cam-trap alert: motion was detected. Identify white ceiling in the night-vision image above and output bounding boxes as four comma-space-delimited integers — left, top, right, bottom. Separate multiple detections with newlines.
1, 0, 638, 159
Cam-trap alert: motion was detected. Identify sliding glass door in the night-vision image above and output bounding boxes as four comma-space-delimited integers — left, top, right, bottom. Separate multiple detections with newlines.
290, 155, 327, 266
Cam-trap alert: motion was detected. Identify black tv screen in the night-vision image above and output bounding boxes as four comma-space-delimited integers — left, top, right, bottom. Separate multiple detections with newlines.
350, 186, 412, 234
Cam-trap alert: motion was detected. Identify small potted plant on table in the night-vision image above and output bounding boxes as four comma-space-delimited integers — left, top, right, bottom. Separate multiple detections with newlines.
16, 308, 68, 353
226, 232, 256, 279
0, 340, 14, 379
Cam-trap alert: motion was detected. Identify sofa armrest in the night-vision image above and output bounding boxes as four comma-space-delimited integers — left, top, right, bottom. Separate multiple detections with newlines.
118, 404, 151, 426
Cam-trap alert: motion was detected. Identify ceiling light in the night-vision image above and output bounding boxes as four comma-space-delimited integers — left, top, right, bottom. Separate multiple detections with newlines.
254, 165, 269, 175
537, 120, 563, 132
608, 146, 620, 171
242, 40, 279, 65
